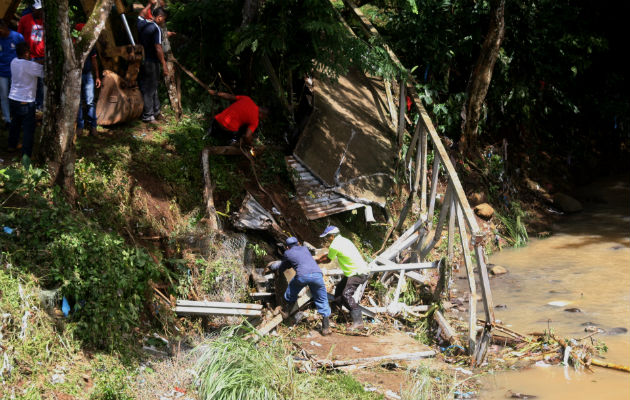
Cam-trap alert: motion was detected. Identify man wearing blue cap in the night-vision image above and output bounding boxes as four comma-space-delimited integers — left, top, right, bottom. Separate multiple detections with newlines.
315, 226, 369, 329
269, 237, 331, 335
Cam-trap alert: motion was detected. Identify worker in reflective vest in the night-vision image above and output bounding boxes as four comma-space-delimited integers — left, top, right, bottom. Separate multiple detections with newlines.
315, 226, 368, 329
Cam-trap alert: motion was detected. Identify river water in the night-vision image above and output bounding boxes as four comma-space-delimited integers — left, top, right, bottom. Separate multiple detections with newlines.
479, 178, 630, 399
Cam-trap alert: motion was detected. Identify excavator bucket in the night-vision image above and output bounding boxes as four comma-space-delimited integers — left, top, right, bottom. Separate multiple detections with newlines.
96, 70, 143, 126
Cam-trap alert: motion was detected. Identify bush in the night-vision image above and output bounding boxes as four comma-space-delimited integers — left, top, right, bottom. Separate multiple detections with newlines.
0, 166, 165, 349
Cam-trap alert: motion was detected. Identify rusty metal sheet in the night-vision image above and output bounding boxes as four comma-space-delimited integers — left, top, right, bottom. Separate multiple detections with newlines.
286, 156, 363, 220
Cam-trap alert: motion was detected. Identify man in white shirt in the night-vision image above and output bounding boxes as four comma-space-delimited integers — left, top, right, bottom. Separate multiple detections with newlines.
8, 42, 43, 157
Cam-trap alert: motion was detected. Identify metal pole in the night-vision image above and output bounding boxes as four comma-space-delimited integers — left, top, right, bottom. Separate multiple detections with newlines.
120, 13, 135, 45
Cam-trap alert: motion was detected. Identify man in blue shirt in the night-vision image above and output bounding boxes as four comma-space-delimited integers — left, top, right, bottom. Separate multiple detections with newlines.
137, 1, 168, 123
0, 20, 24, 128
269, 237, 332, 335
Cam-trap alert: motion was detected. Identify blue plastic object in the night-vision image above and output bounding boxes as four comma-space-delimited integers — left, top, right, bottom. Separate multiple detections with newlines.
62, 297, 71, 317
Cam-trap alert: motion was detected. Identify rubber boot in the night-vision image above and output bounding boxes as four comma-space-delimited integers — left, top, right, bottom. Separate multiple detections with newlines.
321, 316, 331, 336
350, 309, 364, 330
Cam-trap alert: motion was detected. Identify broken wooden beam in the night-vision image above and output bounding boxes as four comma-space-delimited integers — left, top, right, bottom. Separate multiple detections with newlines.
365, 305, 429, 313
175, 300, 263, 310
201, 148, 219, 230
175, 306, 262, 317
315, 350, 436, 367
175, 299, 264, 317
249, 292, 274, 298
434, 310, 461, 346
322, 261, 438, 276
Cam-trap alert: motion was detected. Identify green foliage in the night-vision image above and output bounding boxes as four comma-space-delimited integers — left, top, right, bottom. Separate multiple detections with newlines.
495, 202, 528, 248
90, 356, 135, 400
194, 325, 382, 400
0, 166, 165, 349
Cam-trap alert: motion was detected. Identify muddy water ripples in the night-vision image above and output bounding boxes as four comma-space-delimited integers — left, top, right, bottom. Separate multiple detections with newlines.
479, 178, 630, 399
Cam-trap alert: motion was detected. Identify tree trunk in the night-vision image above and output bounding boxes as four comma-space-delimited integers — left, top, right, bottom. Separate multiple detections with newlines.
161, 29, 182, 120
460, 0, 505, 154
37, 0, 114, 201
241, 0, 262, 27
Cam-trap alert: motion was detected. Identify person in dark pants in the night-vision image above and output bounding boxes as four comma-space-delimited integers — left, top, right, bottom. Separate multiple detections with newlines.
315, 226, 369, 329
268, 237, 332, 335
137, 1, 168, 123
7, 42, 43, 159
74, 23, 101, 136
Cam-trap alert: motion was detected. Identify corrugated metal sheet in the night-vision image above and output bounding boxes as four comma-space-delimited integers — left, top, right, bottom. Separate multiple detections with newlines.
286, 156, 363, 220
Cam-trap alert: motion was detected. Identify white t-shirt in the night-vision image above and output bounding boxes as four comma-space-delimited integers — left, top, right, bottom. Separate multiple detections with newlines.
9, 58, 44, 103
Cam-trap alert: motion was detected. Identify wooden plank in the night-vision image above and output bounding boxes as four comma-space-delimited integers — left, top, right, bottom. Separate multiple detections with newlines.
323, 261, 437, 276
420, 183, 453, 259
315, 350, 436, 367
434, 310, 460, 345
397, 79, 406, 150
392, 269, 405, 304
176, 300, 263, 310
404, 270, 427, 284
249, 292, 274, 298
447, 195, 456, 260
456, 203, 477, 353
419, 124, 428, 212
427, 153, 441, 228
175, 306, 262, 317
384, 80, 398, 128
201, 148, 220, 230
474, 243, 495, 323
366, 305, 429, 313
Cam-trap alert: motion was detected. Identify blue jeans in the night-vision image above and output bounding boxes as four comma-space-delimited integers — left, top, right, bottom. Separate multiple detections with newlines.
284, 272, 331, 317
77, 72, 97, 129
0, 76, 10, 123
8, 99, 36, 157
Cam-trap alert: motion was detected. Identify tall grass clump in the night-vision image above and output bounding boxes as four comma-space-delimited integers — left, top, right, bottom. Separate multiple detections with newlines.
402, 364, 473, 400
194, 326, 296, 400
495, 211, 528, 248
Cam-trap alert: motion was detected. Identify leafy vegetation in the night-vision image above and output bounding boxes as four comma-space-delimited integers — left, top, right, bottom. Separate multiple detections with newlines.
0, 166, 166, 349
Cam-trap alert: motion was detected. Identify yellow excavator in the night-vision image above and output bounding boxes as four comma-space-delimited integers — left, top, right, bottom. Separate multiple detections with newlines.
81, 0, 144, 125
2, 0, 145, 125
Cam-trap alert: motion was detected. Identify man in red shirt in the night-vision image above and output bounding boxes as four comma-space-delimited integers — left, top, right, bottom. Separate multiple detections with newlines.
207, 91, 267, 147
18, 1, 44, 60
18, 0, 44, 110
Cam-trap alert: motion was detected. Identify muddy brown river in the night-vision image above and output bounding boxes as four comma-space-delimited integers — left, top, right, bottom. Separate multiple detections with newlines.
479, 178, 630, 399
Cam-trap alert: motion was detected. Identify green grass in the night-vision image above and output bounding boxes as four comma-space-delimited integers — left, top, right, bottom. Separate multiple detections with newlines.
0, 266, 135, 399
194, 326, 383, 400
